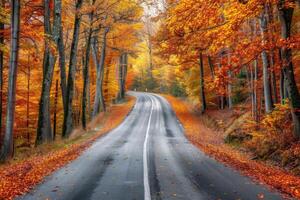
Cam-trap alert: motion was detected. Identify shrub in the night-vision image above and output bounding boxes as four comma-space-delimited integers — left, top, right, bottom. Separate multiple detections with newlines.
245, 102, 294, 160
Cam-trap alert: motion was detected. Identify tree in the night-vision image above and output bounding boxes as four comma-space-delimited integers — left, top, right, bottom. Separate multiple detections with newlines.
62, 0, 83, 137
53, 0, 67, 109
36, 0, 56, 144
278, 0, 300, 138
259, 3, 274, 113
199, 52, 206, 113
82, 0, 95, 129
118, 53, 128, 100
92, 27, 109, 116
0, 0, 20, 161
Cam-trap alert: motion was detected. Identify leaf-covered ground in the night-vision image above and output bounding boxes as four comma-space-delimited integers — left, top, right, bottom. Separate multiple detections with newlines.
0, 97, 136, 200
164, 95, 300, 199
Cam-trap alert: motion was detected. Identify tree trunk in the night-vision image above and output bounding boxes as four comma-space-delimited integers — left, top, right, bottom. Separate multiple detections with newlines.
92, 28, 109, 117
36, 0, 55, 145
0, 0, 4, 144
208, 56, 215, 79
53, 0, 67, 109
118, 53, 128, 100
228, 71, 233, 109
53, 79, 58, 140
199, 52, 206, 113
27, 56, 30, 144
82, 6, 94, 129
259, 7, 274, 113
118, 54, 124, 100
62, 0, 83, 137
0, 0, 20, 161
251, 59, 258, 121
278, 1, 300, 138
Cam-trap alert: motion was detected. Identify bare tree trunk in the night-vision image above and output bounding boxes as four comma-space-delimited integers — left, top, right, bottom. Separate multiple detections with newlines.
53, 0, 67, 109
0, 0, 20, 161
278, 1, 300, 138
27, 56, 30, 144
0, 0, 4, 144
259, 7, 274, 113
227, 72, 233, 109
280, 69, 286, 103
250, 59, 259, 121
208, 56, 215, 79
118, 53, 128, 101
122, 54, 128, 98
36, 0, 55, 145
199, 52, 206, 113
270, 53, 278, 104
118, 54, 124, 101
267, 3, 279, 104
92, 28, 109, 117
53, 79, 58, 140
62, 0, 83, 137
82, 4, 94, 129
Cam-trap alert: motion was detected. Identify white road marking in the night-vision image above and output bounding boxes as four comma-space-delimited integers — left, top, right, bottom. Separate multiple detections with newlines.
143, 95, 154, 200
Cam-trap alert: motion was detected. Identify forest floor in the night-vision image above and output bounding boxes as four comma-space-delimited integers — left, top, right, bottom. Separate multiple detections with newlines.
163, 95, 300, 199
0, 96, 136, 200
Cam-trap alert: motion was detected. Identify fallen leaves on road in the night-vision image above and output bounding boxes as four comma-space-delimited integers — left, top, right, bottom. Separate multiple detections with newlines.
164, 95, 300, 199
0, 97, 135, 200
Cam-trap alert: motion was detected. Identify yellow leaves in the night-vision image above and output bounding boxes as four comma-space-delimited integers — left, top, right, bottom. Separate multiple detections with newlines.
261, 101, 291, 133
0, 6, 9, 24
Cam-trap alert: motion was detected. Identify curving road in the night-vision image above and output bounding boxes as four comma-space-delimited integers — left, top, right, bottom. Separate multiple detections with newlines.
19, 92, 283, 200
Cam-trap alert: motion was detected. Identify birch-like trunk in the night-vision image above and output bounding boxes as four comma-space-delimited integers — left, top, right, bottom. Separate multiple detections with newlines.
259, 6, 274, 113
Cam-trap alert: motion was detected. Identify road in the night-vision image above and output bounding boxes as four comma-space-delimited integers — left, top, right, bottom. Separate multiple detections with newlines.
19, 92, 283, 200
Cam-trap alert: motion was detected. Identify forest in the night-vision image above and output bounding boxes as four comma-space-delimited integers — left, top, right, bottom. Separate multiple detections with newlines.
1, 0, 300, 199
0, 0, 143, 161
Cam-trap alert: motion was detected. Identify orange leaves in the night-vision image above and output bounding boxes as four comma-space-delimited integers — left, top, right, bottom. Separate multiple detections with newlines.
0, 97, 135, 200
165, 95, 300, 199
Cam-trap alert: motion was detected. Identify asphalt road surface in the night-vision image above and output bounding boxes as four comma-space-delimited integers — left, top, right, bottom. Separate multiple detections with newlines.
19, 92, 283, 200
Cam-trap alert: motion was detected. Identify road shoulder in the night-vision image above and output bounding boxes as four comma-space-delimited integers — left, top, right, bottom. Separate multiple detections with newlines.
163, 94, 300, 199
0, 96, 136, 200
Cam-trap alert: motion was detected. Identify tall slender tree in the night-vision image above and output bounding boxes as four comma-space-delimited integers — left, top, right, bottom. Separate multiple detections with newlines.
62, 0, 83, 137
199, 52, 206, 113
259, 4, 274, 113
0, 0, 20, 161
0, 0, 4, 142
278, 0, 300, 138
53, 0, 67, 109
92, 27, 109, 117
82, 0, 95, 129
36, 0, 56, 144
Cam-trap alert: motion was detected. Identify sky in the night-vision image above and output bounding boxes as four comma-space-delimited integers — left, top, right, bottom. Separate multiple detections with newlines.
141, 0, 165, 17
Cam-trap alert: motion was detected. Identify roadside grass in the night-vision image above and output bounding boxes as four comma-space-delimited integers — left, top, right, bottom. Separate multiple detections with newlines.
0, 96, 136, 200
163, 94, 300, 199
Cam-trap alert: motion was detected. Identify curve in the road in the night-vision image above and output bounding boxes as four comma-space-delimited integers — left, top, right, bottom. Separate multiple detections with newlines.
18, 92, 283, 200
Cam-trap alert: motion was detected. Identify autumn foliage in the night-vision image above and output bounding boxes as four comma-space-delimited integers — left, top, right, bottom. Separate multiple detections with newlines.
164, 95, 300, 199
0, 97, 135, 200
0, 0, 142, 160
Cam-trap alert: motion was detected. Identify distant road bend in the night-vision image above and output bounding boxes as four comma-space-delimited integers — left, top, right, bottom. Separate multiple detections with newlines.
19, 92, 283, 200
